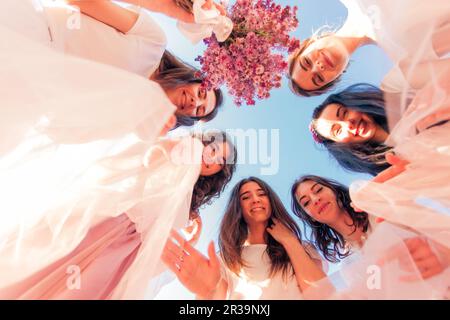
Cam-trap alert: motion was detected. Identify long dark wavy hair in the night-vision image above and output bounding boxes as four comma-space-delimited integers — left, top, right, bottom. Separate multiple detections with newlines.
152, 51, 224, 129
291, 175, 370, 263
189, 131, 237, 218
311, 83, 392, 176
173, 0, 194, 12
219, 177, 304, 279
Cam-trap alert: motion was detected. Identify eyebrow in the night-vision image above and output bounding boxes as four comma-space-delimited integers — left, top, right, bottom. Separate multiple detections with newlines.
298, 58, 307, 72
336, 106, 342, 119
240, 188, 264, 197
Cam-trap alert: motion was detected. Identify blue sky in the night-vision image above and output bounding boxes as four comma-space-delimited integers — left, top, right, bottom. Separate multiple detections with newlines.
151, 0, 393, 299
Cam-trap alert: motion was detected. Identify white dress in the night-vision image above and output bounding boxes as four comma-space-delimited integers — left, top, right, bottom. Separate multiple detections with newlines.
336, 0, 450, 255
0, 135, 204, 299
305, 221, 450, 300
339, 0, 449, 99
1, 0, 176, 154
42, 1, 167, 78
220, 243, 324, 300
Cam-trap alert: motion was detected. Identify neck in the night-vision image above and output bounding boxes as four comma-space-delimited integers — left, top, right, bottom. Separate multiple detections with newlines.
246, 223, 268, 245
339, 36, 373, 55
328, 210, 366, 244
372, 125, 389, 143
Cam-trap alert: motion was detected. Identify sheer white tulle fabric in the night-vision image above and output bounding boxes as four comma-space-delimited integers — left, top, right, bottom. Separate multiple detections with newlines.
0, 135, 203, 299
304, 222, 450, 299
349, 64, 450, 250
346, 0, 450, 248
0, 24, 175, 157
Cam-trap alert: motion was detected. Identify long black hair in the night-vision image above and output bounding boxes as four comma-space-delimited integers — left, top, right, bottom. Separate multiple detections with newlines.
311, 83, 392, 176
291, 175, 369, 263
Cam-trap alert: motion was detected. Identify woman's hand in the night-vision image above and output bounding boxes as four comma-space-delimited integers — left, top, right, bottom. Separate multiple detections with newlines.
380, 237, 445, 281
370, 153, 410, 223
158, 114, 177, 137
201, 0, 227, 16
416, 107, 450, 133
373, 153, 410, 183
266, 218, 298, 246
161, 230, 221, 298
182, 214, 203, 247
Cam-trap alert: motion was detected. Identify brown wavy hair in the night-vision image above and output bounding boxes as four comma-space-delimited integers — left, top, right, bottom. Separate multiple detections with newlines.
291, 175, 369, 263
189, 130, 237, 218
219, 177, 304, 279
152, 51, 224, 128
173, 0, 194, 12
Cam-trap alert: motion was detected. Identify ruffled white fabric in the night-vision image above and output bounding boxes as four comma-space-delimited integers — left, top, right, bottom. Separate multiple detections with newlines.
177, 0, 233, 43
349, 67, 450, 249
304, 222, 450, 299
0, 136, 204, 299
0, 24, 175, 157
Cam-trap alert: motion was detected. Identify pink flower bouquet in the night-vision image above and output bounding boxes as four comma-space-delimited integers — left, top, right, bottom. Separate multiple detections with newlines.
195, 0, 300, 106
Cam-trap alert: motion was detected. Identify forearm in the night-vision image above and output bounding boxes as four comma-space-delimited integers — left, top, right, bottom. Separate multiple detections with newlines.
283, 239, 327, 292
119, 0, 195, 23
195, 279, 227, 300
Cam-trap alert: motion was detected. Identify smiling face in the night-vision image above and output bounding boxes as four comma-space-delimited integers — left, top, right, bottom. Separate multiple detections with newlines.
166, 83, 216, 118
295, 180, 342, 225
200, 140, 231, 176
314, 103, 380, 143
291, 36, 349, 91
239, 181, 272, 226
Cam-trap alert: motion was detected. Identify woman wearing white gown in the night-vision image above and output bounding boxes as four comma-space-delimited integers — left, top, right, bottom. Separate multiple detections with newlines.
291, 175, 450, 299
288, 0, 449, 97
2, 0, 229, 130
162, 177, 326, 300
308, 74, 450, 248
0, 130, 237, 299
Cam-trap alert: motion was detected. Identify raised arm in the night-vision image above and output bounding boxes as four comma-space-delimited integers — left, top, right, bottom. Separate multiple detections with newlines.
66, 0, 194, 34
266, 218, 327, 293
67, 1, 139, 33
161, 230, 228, 299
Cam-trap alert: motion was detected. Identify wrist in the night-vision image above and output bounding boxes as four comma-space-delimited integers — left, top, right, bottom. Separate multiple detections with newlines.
198, 280, 220, 300
281, 236, 301, 248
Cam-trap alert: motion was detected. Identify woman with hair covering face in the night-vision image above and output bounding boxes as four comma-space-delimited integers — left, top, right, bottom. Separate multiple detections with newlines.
291, 175, 450, 299
0, 130, 237, 299
162, 177, 327, 300
288, 0, 449, 97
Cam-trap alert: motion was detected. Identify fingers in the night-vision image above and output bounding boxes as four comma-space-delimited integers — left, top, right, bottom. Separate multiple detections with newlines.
385, 153, 409, 166
214, 3, 227, 15
159, 114, 177, 136
373, 153, 410, 183
350, 202, 363, 213
416, 108, 450, 132
201, 0, 213, 10
404, 237, 425, 255
372, 164, 405, 183
375, 217, 385, 223
207, 241, 220, 271
165, 236, 185, 258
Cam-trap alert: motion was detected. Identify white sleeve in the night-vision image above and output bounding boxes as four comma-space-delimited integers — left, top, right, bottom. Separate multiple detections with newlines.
44, 4, 167, 77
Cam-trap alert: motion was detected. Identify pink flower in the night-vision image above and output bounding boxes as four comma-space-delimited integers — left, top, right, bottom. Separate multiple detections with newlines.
196, 0, 300, 106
